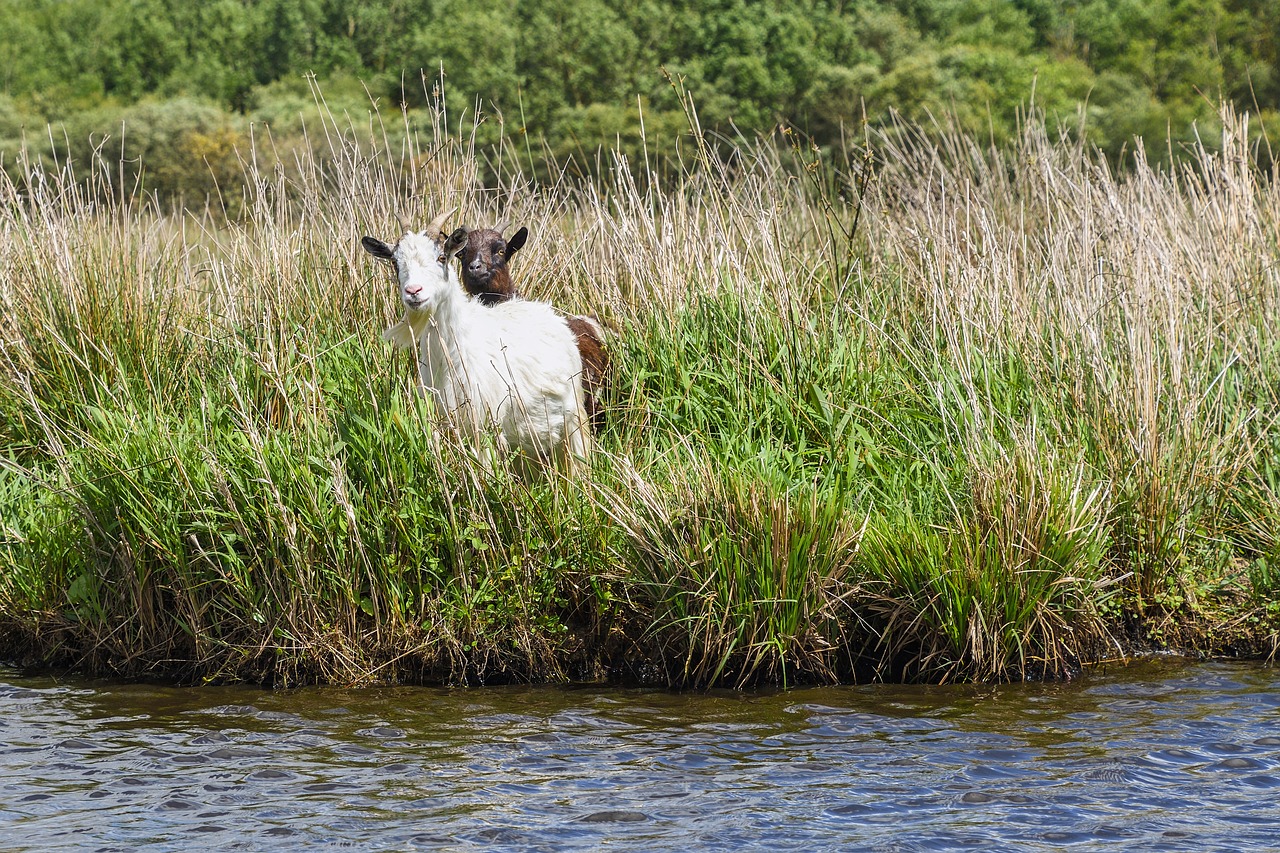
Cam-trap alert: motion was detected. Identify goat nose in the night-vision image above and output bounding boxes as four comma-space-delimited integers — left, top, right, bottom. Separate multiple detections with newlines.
468, 259, 484, 272
405, 283, 423, 296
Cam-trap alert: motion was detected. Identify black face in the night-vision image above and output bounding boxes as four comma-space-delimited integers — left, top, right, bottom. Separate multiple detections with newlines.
458, 226, 528, 299
461, 230, 510, 288
459, 226, 528, 301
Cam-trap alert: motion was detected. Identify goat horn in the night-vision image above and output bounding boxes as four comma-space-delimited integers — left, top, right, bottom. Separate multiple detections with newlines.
396, 212, 411, 234
424, 207, 458, 241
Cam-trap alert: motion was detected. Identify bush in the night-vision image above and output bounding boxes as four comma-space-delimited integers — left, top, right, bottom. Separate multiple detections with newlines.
56, 97, 247, 205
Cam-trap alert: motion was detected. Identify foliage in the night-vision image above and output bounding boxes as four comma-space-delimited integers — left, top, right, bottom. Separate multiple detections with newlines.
1, 0, 1279, 200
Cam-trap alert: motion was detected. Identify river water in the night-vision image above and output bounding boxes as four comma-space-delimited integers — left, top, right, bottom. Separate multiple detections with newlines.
1, 659, 1277, 851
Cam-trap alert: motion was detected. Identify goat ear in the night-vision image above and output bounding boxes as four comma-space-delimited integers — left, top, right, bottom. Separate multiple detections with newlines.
443, 227, 469, 257
362, 236, 395, 259
506, 227, 528, 256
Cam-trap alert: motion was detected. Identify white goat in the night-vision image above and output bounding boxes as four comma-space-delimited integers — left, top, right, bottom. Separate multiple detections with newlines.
362, 210, 591, 473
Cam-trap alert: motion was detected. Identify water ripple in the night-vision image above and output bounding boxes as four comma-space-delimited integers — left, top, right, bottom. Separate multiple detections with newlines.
1, 660, 1278, 851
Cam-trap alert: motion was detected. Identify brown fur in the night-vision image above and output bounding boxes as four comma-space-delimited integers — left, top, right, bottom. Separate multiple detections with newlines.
460, 224, 610, 431
565, 315, 610, 433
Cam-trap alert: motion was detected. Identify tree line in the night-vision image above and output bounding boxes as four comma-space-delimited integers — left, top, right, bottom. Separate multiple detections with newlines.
1, 0, 1276, 199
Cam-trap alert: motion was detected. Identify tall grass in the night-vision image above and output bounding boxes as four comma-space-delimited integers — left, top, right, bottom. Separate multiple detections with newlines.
1, 92, 1277, 686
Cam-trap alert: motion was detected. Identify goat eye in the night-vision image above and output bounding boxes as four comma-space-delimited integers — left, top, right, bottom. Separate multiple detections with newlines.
436, 254, 446, 264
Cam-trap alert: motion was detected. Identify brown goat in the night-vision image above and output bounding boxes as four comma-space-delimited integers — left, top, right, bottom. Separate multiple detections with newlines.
458, 225, 610, 432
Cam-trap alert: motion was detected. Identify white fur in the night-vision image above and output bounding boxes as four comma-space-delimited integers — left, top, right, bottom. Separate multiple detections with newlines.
377, 230, 591, 471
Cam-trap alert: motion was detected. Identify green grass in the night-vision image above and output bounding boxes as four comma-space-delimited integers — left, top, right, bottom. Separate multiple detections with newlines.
1, 99, 1278, 687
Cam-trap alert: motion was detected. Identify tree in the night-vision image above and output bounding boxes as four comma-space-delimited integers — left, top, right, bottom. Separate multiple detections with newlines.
87, 0, 186, 101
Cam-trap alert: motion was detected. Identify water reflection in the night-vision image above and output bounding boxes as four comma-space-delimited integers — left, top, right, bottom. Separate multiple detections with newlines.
1, 659, 1277, 851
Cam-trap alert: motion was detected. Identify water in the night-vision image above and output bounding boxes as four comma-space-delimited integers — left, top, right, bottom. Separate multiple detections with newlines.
1, 659, 1277, 851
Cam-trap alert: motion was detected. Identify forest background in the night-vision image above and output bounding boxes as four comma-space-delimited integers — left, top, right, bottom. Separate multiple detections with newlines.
2, 0, 1279, 200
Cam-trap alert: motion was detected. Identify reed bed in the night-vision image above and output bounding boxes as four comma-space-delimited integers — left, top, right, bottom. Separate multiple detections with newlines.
1, 95, 1277, 687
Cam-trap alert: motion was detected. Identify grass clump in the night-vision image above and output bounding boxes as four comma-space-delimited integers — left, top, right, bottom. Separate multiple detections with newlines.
859, 444, 1115, 683
601, 451, 860, 688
